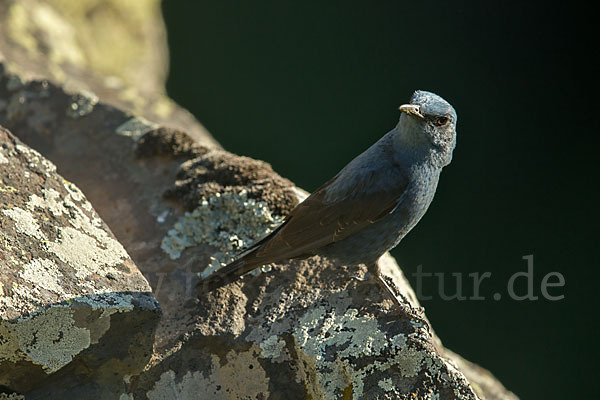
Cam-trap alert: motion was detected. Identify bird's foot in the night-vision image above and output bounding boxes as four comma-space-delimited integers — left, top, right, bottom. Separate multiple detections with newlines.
376, 274, 432, 334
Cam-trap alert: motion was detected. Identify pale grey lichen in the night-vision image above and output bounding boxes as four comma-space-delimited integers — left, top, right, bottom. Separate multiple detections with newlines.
0, 392, 25, 400
259, 335, 287, 361
378, 377, 394, 390
160, 190, 283, 278
291, 305, 445, 399
75, 292, 135, 313
1, 207, 47, 240
19, 258, 64, 295
66, 90, 98, 118
0, 306, 90, 372
28, 187, 68, 216
0, 292, 141, 373
46, 226, 129, 279
146, 348, 269, 400
13, 142, 57, 177
1, 169, 136, 320
2, 187, 132, 311
26, 187, 129, 279
115, 116, 158, 141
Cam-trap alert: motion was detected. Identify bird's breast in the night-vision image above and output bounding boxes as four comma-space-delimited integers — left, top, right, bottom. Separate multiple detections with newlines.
388, 168, 441, 237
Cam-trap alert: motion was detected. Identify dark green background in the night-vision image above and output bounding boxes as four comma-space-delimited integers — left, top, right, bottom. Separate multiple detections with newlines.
162, 1, 596, 399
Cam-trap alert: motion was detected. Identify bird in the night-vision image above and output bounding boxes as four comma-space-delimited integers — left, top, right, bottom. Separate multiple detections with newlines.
199, 90, 457, 310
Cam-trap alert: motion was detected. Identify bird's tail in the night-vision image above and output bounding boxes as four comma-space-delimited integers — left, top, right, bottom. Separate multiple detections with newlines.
198, 222, 289, 292
197, 252, 265, 292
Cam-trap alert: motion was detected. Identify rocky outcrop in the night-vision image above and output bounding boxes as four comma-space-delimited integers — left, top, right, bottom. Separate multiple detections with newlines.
0, 0, 218, 149
0, 1, 518, 399
0, 127, 160, 397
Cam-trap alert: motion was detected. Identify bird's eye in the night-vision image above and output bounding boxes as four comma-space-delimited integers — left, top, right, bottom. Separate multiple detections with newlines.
435, 116, 449, 126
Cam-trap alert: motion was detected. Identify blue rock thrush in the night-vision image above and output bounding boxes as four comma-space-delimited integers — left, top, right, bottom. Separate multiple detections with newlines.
200, 90, 457, 309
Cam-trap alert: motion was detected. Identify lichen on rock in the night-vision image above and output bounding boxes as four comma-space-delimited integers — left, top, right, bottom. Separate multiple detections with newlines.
161, 190, 284, 278
0, 1, 519, 397
0, 127, 160, 394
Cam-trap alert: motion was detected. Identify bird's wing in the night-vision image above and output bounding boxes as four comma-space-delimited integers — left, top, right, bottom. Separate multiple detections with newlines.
251, 166, 410, 263
198, 164, 409, 292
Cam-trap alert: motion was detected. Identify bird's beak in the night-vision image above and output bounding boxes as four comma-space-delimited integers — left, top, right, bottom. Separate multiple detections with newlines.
398, 104, 424, 119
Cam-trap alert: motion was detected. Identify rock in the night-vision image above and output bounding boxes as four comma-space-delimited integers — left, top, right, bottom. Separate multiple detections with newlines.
134, 255, 480, 400
0, 63, 517, 397
0, 1, 519, 399
0, 394, 24, 400
441, 349, 519, 400
0, 0, 218, 149
0, 127, 161, 397
0, 0, 167, 96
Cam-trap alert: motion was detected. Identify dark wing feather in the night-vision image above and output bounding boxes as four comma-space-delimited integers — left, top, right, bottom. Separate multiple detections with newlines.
256, 180, 406, 260
246, 166, 409, 264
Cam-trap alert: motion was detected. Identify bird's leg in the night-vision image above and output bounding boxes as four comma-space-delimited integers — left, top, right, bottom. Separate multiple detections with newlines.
367, 261, 406, 309
367, 261, 430, 329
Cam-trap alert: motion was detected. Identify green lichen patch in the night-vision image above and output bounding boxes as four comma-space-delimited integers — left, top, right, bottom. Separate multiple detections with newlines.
23, 185, 130, 281
259, 335, 287, 360
161, 190, 283, 278
1, 206, 46, 240
292, 306, 419, 399
146, 347, 269, 400
0, 393, 25, 400
0, 291, 150, 377
1, 305, 90, 372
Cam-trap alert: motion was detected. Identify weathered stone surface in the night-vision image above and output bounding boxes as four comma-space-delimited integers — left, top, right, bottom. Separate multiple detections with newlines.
0, 127, 161, 396
0, 64, 299, 355
133, 255, 477, 400
0, 394, 24, 400
0, 61, 517, 397
0, 1, 518, 399
0, 0, 166, 94
441, 349, 519, 400
0, 0, 218, 148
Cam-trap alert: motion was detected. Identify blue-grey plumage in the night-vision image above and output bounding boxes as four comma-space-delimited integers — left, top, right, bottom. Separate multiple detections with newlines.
200, 90, 457, 293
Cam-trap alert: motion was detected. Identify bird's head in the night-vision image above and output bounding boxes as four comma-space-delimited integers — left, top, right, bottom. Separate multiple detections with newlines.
397, 90, 457, 166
